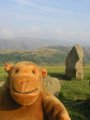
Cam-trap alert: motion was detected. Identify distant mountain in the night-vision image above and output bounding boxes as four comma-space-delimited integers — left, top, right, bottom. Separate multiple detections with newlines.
0, 46, 90, 65
0, 38, 49, 50
83, 47, 90, 64
0, 37, 90, 50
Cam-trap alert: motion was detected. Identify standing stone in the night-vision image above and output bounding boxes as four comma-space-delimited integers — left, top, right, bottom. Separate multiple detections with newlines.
44, 76, 61, 96
65, 44, 84, 80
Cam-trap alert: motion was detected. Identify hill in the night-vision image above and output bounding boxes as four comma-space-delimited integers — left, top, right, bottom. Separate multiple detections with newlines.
0, 46, 90, 65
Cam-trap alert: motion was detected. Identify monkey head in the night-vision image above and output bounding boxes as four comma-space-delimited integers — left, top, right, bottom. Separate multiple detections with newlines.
4, 61, 47, 105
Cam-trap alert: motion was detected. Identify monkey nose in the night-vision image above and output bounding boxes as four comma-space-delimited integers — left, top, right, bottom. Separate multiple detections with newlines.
15, 80, 29, 93
21, 81, 24, 85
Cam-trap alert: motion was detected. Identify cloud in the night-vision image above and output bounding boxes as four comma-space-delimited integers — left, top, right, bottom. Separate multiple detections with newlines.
11, 0, 28, 5
30, 26, 41, 33
0, 27, 14, 39
12, 0, 72, 14
0, 26, 90, 46
11, 0, 90, 19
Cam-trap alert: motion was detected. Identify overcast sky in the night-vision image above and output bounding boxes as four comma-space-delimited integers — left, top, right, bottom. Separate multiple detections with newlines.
0, 0, 90, 46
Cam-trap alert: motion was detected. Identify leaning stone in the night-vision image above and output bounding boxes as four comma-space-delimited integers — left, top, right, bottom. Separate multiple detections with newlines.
65, 44, 84, 80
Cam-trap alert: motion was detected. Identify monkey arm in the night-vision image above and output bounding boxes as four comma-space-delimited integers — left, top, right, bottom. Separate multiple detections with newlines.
43, 93, 71, 120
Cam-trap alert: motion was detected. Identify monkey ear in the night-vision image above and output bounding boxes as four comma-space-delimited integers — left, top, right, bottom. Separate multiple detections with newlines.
4, 63, 14, 73
42, 69, 47, 78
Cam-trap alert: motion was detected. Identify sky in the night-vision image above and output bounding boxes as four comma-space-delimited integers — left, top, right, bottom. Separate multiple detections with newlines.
0, 0, 90, 46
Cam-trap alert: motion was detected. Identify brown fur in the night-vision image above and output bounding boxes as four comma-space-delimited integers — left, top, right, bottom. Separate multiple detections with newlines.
0, 61, 71, 120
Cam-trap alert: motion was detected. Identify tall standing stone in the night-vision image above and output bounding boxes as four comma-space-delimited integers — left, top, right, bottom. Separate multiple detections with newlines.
65, 44, 84, 80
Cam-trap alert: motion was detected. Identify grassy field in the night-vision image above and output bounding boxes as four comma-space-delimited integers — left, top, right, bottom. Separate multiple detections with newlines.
0, 65, 7, 81
0, 64, 90, 120
44, 64, 90, 120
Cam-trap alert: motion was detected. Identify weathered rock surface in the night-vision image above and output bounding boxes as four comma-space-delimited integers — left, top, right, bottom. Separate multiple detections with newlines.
44, 76, 61, 96
65, 44, 84, 80
0, 81, 4, 86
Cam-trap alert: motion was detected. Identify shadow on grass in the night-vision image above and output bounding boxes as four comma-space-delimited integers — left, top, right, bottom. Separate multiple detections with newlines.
58, 93, 90, 120
48, 72, 72, 80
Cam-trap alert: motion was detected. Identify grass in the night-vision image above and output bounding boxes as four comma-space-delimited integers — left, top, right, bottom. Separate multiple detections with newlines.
84, 64, 90, 80
44, 64, 90, 99
0, 64, 90, 120
44, 64, 90, 120
0, 65, 7, 81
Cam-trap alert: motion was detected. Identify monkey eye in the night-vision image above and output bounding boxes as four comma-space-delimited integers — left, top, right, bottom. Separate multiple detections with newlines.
15, 68, 19, 73
32, 69, 36, 74
32, 68, 38, 74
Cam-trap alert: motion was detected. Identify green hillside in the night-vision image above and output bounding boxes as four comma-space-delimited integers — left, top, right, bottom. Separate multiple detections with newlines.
0, 46, 90, 65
